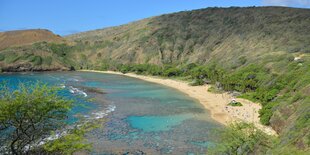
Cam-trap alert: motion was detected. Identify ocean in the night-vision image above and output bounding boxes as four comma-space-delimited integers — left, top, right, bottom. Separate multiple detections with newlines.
0, 71, 221, 154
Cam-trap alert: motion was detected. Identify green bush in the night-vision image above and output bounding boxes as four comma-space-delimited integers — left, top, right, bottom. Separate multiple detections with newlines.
49, 43, 71, 57
5, 53, 20, 63
148, 65, 163, 76
30, 56, 43, 66
228, 101, 243, 106
119, 64, 132, 74
44, 56, 53, 66
131, 64, 149, 74
99, 63, 110, 71
163, 66, 182, 77
20, 53, 34, 60
259, 102, 278, 125
207, 86, 224, 94
0, 54, 5, 61
189, 79, 204, 86
209, 122, 275, 155
190, 66, 209, 80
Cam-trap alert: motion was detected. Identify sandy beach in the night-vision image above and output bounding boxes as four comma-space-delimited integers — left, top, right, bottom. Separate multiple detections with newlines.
81, 70, 277, 135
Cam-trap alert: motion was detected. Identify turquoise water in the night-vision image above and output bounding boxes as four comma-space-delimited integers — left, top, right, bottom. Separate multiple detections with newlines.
127, 114, 193, 132
0, 72, 221, 154
0, 72, 98, 124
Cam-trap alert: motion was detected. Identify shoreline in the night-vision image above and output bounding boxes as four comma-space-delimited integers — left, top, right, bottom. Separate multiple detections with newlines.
80, 70, 277, 135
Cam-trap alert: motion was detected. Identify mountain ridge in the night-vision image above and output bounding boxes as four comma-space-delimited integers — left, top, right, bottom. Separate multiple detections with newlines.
0, 29, 66, 50
65, 6, 310, 67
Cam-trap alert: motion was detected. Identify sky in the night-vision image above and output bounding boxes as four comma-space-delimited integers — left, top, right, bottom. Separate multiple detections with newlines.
0, 0, 309, 36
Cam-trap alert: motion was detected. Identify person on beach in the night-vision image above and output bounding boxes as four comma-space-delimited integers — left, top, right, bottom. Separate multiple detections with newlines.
231, 98, 236, 103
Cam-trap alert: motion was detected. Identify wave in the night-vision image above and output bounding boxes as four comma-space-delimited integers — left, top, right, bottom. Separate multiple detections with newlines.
49, 75, 61, 80
38, 130, 68, 146
68, 77, 80, 82
59, 84, 66, 89
90, 105, 116, 119
68, 86, 88, 97
37, 105, 116, 147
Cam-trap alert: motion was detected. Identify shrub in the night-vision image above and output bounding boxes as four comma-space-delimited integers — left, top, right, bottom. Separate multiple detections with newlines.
131, 64, 149, 74
119, 65, 132, 74
99, 63, 110, 71
0, 54, 5, 61
209, 122, 275, 155
259, 102, 278, 125
44, 56, 53, 66
49, 43, 71, 57
30, 56, 43, 66
190, 66, 209, 80
228, 101, 243, 106
5, 53, 20, 63
189, 79, 204, 86
163, 66, 182, 77
148, 65, 163, 75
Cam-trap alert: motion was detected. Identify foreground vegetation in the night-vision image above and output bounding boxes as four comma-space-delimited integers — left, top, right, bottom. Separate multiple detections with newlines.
210, 122, 275, 155
0, 82, 92, 154
210, 122, 309, 155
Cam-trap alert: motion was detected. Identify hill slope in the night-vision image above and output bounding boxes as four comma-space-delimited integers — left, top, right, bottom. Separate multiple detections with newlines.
0, 29, 73, 71
0, 29, 65, 50
66, 7, 310, 66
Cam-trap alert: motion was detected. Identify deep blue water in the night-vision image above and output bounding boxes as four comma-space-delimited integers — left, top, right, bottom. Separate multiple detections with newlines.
0, 72, 221, 154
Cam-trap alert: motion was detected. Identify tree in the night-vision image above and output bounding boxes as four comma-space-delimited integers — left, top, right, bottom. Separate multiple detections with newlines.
209, 122, 275, 155
163, 66, 182, 77
0, 82, 73, 154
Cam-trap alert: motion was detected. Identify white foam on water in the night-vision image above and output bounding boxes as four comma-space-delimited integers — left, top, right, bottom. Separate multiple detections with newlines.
59, 84, 66, 89
68, 78, 80, 82
36, 105, 116, 148
90, 105, 116, 119
50, 75, 60, 80
21, 130, 69, 152
68, 86, 88, 97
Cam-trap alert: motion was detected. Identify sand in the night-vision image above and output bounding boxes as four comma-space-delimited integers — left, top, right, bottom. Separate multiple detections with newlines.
81, 70, 277, 135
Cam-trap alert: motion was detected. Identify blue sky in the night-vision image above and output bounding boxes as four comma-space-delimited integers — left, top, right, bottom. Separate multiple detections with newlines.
0, 0, 309, 35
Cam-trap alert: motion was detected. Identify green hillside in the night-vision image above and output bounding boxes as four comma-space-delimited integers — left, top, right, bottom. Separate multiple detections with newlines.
0, 30, 74, 71
66, 7, 310, 66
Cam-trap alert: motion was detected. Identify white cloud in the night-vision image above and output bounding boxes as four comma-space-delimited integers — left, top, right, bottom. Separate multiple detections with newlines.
262, 0, 310, 7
